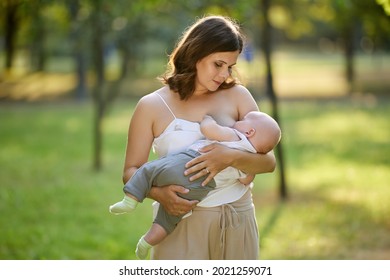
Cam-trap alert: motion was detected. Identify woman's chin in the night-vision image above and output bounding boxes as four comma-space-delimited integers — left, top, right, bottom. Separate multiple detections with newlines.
208, 85, 220, 92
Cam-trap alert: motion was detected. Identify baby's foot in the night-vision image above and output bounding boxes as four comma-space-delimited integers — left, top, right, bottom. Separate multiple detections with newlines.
135, 236, 152, 260
109, 196, 137, 214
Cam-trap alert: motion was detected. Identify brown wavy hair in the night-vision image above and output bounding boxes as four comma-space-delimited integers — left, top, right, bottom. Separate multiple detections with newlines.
159, 15, 244, 100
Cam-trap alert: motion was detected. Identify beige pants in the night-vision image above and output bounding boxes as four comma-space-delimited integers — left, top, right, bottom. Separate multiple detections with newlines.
151, 189, 259, 260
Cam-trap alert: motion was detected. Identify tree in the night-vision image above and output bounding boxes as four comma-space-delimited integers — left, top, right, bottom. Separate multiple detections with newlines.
259, 0, 288, 200
328, 0, 390, 93
67, 0, 88, 100
285, 0, 390, 93
28, 0, 49, 72
377, 0, 390, 16
3, 0, 21, 72
85, 0, 159, 170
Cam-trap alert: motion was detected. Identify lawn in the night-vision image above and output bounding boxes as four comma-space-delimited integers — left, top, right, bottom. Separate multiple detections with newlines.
257, 97, 390, 259
0, 95, 389, 260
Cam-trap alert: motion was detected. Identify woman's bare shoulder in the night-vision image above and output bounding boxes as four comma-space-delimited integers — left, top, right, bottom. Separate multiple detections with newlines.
137, 86, 168, 109
229, 84, 252, 95
222, 84, 256, 102
224, 85, 259, 114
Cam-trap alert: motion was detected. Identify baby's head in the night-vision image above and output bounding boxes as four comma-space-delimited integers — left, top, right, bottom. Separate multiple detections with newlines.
233, 111, 281, 153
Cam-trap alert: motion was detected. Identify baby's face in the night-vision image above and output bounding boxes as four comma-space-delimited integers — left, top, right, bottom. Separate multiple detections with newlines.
233, 112, 259, 134
233, 115, 253, 134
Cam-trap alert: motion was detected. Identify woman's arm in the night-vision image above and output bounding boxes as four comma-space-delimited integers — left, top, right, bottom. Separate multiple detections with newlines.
123, 93, 197, 216
185, 144, 276, 186
239, 173, 256, 185
122, 96, 155, 183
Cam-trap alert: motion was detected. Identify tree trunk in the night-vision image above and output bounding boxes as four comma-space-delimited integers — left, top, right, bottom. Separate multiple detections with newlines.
30, 13, 46, 72
68, 0, 87, 100
89, 0, 131, 171
93, 86, 104, 171
4, 1, 19, 71
343, 23, 356, 95
91, 0, 105, 171
261, 0, 287, 200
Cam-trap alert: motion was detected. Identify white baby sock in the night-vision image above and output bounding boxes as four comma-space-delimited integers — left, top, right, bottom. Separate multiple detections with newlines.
109, 195, 137, 214
135, 236, 152, 260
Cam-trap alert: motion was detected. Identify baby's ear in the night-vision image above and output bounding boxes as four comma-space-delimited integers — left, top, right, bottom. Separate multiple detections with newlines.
245, 128, 256, 137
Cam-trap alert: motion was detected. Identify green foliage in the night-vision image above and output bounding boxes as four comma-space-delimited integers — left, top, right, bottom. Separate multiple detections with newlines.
0, 96, 389, 259
377, 0, 390, 15
2, 0, 389, 76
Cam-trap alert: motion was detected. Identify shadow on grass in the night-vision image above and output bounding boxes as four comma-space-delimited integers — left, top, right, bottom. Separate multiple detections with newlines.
260, 201, 285, 242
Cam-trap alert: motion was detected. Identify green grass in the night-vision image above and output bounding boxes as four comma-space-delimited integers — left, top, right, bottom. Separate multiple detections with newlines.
0, 102, 153, 259
257, 98, 390, 259
239, 50, 390, 98
0, 96, 389, 260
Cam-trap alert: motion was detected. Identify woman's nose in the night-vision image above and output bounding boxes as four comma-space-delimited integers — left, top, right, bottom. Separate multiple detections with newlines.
220, 69, 230, 79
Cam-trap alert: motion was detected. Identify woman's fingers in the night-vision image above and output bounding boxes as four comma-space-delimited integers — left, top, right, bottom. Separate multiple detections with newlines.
184, 144, 220, 185
200, 172, 215, 187
167, 185, 198, 216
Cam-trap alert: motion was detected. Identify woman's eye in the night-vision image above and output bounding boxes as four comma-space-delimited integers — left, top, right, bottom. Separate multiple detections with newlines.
228, 67, 233, 74
215, 63, 222, 68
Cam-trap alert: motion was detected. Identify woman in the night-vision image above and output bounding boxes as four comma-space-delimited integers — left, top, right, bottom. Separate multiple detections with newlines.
122, 15, 276, 259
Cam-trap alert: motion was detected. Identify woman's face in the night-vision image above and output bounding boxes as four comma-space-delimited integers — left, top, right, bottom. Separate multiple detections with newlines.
195, 51, 240, 94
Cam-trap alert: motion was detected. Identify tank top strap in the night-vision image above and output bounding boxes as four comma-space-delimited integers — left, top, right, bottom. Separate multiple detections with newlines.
156, 92, 176, 119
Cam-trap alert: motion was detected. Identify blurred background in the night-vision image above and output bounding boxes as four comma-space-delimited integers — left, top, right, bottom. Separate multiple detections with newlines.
0, 0, 389, 259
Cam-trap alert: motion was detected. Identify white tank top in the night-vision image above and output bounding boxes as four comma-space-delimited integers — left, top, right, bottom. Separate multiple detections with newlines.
152, 93, 249, 207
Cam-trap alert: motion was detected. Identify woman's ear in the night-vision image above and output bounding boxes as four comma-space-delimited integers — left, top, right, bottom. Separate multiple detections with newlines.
245, 128, 256, 138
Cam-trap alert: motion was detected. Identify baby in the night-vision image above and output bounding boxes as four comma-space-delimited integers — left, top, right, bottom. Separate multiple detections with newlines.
109, 111, 281, 259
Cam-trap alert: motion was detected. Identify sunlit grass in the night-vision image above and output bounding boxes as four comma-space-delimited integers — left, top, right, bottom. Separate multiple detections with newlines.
255, 98, 390, 259
2, 51, 389, 102
239, 50, 390, 98
0, 73, 77, 101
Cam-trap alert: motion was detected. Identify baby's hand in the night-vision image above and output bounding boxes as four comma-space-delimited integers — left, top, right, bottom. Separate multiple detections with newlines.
200, 115, 217, 133
201, 115, 215, 124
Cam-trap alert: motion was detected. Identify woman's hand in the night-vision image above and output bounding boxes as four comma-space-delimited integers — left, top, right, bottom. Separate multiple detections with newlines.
185, 142, 276, 186
184, 143, 232, 186
148, 184, 198, 216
